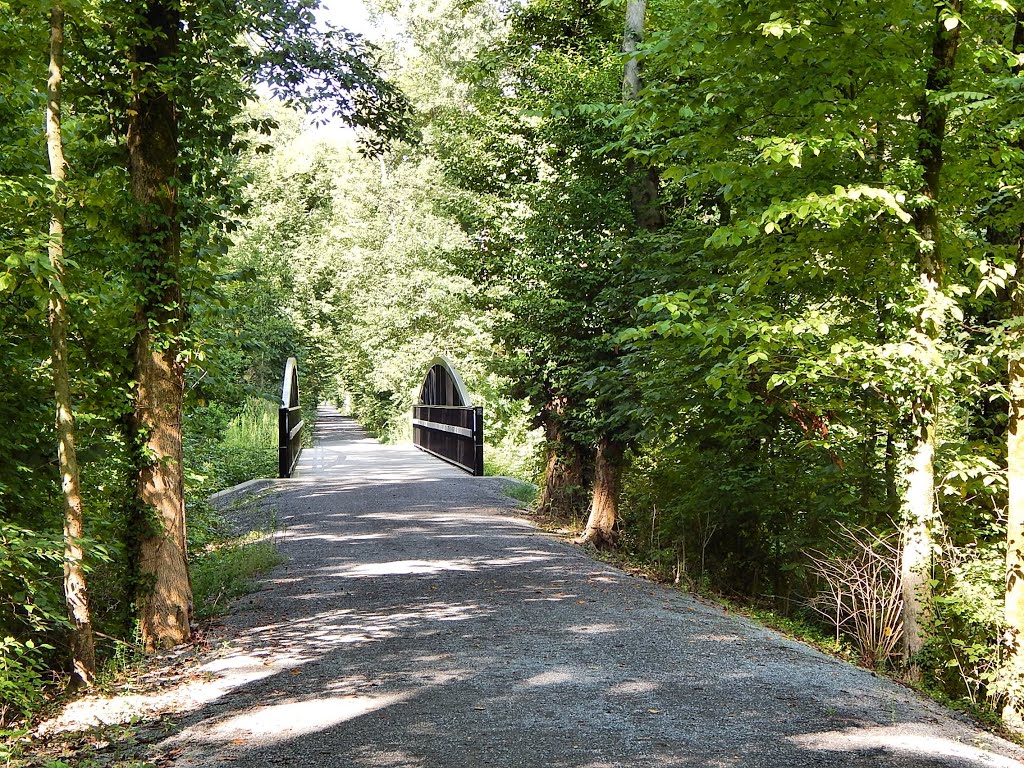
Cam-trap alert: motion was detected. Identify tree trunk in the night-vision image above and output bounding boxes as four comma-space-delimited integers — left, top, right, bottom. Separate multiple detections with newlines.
1002, 8, 1024, 733
577, 437, 624, 549
47, 1, 96, 687
537, 407, 588, 522
127, 0, 192, 650
1005, 231, 1024, 730
621, 0, 665, 232
621, 0, 644, 101
900, 0, 961, 668
900, 397, 938, 665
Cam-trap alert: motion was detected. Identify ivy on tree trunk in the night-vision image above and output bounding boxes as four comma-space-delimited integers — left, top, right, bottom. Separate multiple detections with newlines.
127, 0, 192, 651
537, 399, 589, 522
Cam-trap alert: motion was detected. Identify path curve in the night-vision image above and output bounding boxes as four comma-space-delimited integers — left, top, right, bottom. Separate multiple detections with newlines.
167, 407, 1024, 767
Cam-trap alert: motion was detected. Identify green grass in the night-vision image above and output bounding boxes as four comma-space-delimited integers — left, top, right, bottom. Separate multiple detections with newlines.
186, 399, 286, 618
190, 533, 285, 619
502, 480, 539, 507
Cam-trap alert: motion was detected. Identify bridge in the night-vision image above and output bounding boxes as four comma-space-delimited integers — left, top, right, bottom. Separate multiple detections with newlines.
160, 358, 1024, 767
278, 356, 484, 481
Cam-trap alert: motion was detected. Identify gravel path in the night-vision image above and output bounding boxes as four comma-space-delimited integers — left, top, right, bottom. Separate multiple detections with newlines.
166, 406, 1024, 767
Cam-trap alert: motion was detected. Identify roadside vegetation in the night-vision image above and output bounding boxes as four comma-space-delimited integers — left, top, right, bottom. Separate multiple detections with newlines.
7, 0, 1024, 744
351, 0, 1024, 732
0, 0, 392, 739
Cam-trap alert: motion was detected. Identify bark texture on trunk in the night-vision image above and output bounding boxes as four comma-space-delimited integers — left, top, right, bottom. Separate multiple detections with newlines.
47, 1, 96, 687
1001, 9, 1024, 733
621, 0, 644, 101
900, 399, 938, 663
127, 0, 192, 651
578, 437, 624, 549
537, 408, 588, 522
621, 0, 665, 232
900, 0, 961, 667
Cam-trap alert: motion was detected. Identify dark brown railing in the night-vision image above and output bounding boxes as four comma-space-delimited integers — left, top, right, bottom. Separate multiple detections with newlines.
278, 357, 303, 478
413, 404, 484, 476
412, 358, 483, 476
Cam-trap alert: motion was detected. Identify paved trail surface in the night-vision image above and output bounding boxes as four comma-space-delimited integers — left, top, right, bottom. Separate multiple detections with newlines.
167, 407, 1024, 767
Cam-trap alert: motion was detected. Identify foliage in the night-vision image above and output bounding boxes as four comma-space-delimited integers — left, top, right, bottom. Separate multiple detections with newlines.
223, 99, 539, 463
931, 541, 1008, 709
184, 398, 279, 501
0, 0, 409, 723
382, 0, 1024, 723
0, 525, 66, 723
190, 534, 284, 620
602, 0, 1024, 714
5, 0, 1024, 734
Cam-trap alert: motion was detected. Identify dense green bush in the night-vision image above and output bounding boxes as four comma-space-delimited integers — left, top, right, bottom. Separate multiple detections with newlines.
0, 526, 66, 723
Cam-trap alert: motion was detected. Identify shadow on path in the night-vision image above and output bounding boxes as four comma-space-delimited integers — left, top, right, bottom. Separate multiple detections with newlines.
152, 407, 1024, 767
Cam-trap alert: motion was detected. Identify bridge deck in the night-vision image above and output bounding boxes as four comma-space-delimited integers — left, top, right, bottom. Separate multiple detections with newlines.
292, 405, 468, 482
162, 408, 1024, 767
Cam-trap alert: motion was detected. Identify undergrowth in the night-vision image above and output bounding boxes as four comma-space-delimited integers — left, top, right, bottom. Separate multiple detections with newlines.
184, 397, 279, 501
581, 533, 1024, 747
0, 398, 287, 760
501, 480, 539, 507
190, 531, 284, 619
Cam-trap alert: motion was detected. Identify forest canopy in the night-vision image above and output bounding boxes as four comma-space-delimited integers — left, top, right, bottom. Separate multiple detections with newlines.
5, 0, 1024, 739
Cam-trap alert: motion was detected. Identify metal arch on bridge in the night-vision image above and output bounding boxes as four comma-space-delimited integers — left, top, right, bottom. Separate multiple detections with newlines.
278, 357, 304, 478
412, 357, 484, 476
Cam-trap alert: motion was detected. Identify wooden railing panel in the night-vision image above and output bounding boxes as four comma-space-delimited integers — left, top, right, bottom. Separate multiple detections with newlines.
278, 357, 303, 478
412, 404, 483, 476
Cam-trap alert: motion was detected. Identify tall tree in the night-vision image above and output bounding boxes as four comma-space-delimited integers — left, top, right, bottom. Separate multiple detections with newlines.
119, 0, 413, 650
1002, 6, 1024, 732
579, 0, 661, 547
901, 0, 963, 666
46, 0, 96, 684
126, 0, 192, 650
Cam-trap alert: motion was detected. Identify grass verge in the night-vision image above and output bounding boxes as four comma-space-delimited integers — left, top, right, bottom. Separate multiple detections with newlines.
501, 480, 538, 507
191, 531, 285, 620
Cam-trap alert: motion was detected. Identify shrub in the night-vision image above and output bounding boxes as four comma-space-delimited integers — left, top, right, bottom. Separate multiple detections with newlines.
0, 525, 65, 725
807, 527, 903, 669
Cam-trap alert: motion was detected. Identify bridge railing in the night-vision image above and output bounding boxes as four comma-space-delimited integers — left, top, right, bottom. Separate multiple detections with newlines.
412, 404, 484, 476
278, 357, 303, 478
